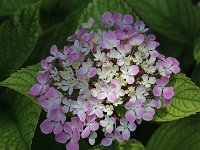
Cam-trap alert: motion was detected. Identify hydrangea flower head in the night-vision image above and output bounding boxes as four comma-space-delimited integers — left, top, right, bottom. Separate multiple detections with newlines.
30, 11, 180, 150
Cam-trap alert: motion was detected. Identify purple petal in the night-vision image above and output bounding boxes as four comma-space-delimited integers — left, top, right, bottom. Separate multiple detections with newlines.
81, 127, 91, 138
123, 15, 133, 24
63, 123, 73, 134
107, 91, 117, 103
101, 138, 113, 146
129, 65, 139, 76
106, 125, 114, 133
163, 98, 172, 105
40, 119, 54, 134
53, 122, 63, 134
126, 76, 135, 84
78, 110, 86, 122
55, 132, 70, 143
41, 60, 48, 69
171, 65, 180, 74
122, 129, 130, 140
30, 84, 42, 96
90, 121, 99, 131
153, 86, 162, 97
157, 76, 169, 86
97, 91, 107, 100
104, 32, 117, 42
78, 67, 87, 74
129, 34, 144, 46
88, 67, 97, 78
113, 12, 122, 23
135, 107, 144, 119
125, 101, 134, 109
125, 111, 136, 122
46, 87, 58, 99
163, 87, 174, 99
66, 139, 79, 150
143, 108, 155, 121
72, 128, 80, 142
50, 45, 58, 56
95, 108, 104, 118
128, 122, 136, 131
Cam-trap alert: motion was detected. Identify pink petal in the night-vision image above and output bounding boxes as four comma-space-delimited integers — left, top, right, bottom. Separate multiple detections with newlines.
129, 65, 139, 75
106, 125, 114, 133
126, 76, 135, 84
46, 56, 54, 62
63, 123, 72, 134
147, 41, 158, 50
66, 140, 79, 150
78, 110, 86, 122
81, 127, 91, 138
123, 15, 133, 24
41, 60, 48, 69
30, 84, 42, 96
90, 122, 99, 131
40, 119, 54, 134
72, 128, 80, 142
55, 132, 70, 143
88, 67, 97, 78
105, 32, 117, 42
153, 86, 162, 97
171, 65, 180, 74
135, 107, 144, 119
113, 12, 122, 23
78, 67, 87, 74
107, 91, 117, 103
122, 129, 130, 140
157, 76, 169, 86
163, 87, 174, 99
101, 138, 112, 146
163, 98, 172, 106
97, 91, 107, 99
143, 108, 155, 121
46, 87, 58, 99
53, 122, 63, 134
125, 111, 136, 122
125, 101, 134, 109
128, 122, 136, 131
50, 45, 58, 56
129, 34, 144, 46
95, 108, 104, 118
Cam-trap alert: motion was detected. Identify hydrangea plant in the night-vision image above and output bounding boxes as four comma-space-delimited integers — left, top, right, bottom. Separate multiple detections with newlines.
1, 0, 200, 150
30, 12, 180, 150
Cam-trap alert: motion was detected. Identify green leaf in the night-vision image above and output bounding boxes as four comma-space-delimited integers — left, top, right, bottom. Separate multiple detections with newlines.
0, 0, 39, 15
91, 139, 145, 150
192, 64, 200, 87
0, 65, 41, 101
40, 0, 91, 29
147, 116, 200, 150
126, 0, 198, 44
79, 0, 136, 29
154, 73, 200, 122
194, 36, 200, 64
24, 9, 83, 66
115, 105, 127, 118
0, 3, 40, 80
0, 89, 41, 150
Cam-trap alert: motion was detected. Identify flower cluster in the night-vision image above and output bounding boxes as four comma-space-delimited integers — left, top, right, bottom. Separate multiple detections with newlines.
30, 12, 180, 150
